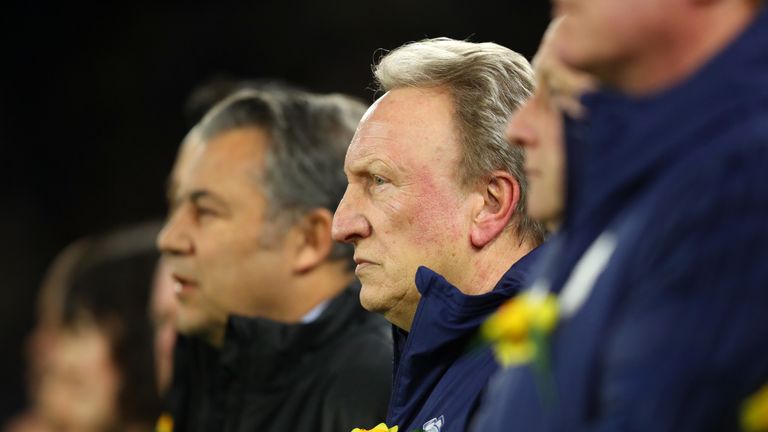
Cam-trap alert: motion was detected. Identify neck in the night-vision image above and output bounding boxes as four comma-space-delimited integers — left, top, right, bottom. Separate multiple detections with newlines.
201, 321, 227, 349
384, 291, 422, 333
607, 1, 760, 95
460, 234, 535, 296
391, 234, 535, 332
264, 261, 352, 323
201, 264, 351, 346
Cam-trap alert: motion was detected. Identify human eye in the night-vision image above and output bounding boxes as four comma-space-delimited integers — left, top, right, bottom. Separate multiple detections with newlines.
194, 204, 219, 220
372, 174, 388, 186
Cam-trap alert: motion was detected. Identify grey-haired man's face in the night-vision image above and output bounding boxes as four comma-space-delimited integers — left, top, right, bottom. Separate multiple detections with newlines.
332, 87, 476, 329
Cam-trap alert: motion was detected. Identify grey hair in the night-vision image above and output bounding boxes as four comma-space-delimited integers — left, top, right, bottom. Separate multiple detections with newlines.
374, 37, 546, 246
197, 88, 367, 262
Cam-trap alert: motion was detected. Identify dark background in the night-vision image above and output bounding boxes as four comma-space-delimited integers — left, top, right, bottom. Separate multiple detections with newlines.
0, 1, 551, 422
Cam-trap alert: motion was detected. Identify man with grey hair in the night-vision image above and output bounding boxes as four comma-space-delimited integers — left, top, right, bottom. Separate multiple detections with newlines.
159, 88, 392, 432
332, 38, 545, 432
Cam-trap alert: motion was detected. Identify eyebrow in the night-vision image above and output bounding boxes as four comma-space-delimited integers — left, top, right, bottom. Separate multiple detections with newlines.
345, 157, 394, 178
189, 189, 229, 210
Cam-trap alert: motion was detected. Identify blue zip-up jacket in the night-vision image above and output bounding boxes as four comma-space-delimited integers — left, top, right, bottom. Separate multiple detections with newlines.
385, 248, 541, 432
472, 6, 768, 432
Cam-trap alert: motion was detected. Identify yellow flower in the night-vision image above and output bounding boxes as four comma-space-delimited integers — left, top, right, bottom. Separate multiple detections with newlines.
742, 383, 768, 431
481, 290, 559, 367
155, 413, 173, 432
351, 423, 398, 432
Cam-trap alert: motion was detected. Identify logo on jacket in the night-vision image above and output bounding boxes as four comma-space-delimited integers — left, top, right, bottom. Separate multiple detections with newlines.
422, 415, 444, 432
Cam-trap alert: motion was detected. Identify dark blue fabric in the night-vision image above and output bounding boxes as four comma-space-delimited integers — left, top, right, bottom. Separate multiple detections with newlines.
473, 6, 768, 432
386, 247, 542, 432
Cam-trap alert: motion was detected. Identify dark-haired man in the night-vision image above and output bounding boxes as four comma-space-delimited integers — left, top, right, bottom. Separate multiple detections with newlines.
159, 89, 392, 432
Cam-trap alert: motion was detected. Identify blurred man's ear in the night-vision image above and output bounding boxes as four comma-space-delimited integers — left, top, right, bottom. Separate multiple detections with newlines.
292, 208, 335, 273
470, 171, 520, 248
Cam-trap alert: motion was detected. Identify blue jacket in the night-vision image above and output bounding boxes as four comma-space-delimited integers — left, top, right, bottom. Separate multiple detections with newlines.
386, 248, 541, 432
472, 6, 768, 432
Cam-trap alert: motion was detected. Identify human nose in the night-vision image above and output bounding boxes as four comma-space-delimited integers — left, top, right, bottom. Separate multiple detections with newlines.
506, 101, 538, 149
156, 207, 194, 256
332, 186, 372, 244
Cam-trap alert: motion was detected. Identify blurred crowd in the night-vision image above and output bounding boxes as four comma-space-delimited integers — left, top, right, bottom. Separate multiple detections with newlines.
5, 0, 768, 431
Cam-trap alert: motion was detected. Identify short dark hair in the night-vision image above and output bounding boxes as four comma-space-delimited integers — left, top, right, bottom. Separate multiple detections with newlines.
196, 89, 367, 262
183, 77, 305, 127
61, 222, 164, 428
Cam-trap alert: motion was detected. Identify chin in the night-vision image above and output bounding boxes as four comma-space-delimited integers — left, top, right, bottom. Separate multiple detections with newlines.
552, 33, 595, 73
174, 318, 200, 338
559, 42, 616, 79
175, 308, 208, 337
358, 284, 386, 314
357, 286, 376, 311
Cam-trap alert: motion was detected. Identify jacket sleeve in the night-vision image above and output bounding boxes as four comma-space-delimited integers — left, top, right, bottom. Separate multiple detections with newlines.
584, 145, 768, 432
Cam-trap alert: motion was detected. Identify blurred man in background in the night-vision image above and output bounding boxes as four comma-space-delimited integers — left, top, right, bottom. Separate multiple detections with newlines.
332, 38, 544, 432
474, 0, 768, 430
504, 18, 594, 232
6, 223, 166, 432
471, 18, 594, 430
159, 88, 392, 432
149, 257, 178, 396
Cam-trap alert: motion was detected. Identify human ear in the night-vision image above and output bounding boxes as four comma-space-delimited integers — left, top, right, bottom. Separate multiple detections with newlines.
292, 208, 335, 273
469, 171, 520, 248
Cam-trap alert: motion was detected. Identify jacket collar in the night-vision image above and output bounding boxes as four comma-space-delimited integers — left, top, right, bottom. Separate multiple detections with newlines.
393, 246, 543, 379
388, 247, 543, 426
217, 282, 361, 385
412, 245, 542, 329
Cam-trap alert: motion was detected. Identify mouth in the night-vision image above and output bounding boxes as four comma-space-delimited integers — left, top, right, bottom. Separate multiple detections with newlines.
172, 273, 199, 296
353, 257, 377, 274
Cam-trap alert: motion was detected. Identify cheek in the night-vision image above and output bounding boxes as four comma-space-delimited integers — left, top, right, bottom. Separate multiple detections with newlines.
370, 175, 467, 278
94, 360, 121, 406
540, 136, 565, 189
542, 115, 564, 164
408, 174, 466, 244
557, 4, 632, 66
198, 228, 256, 284
593, 5, 658, 54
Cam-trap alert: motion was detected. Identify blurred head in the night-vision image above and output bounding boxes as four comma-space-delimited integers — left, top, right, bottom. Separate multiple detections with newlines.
552, 0, 762, 93
37, 224, 163, 432
25, 238, 92, 406
38, 323, 121, 432
182, 77, 304, 127
552, 0, 670, 75
150, 258, 177, 395
507, 19, 595, 230
158, 89, 366, 343
332, 38, 544, 330
158, 132, 229, 343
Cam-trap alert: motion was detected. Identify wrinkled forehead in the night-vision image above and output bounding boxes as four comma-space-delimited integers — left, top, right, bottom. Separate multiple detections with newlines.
346, 89, 461, 170
347, 120, 401, 160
